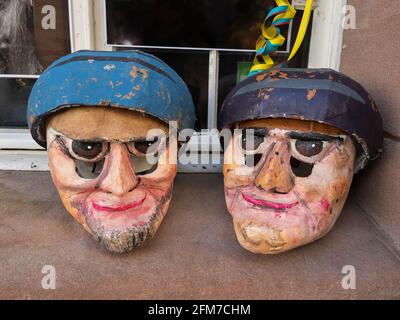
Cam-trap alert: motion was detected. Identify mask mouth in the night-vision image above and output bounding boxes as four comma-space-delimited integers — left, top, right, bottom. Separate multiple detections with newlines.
242, 193, 299, 210
82, 190, 166, 253
91, 193, 147, 213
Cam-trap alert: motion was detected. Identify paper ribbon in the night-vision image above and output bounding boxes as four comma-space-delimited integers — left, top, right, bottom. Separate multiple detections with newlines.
249, 0, 314, 76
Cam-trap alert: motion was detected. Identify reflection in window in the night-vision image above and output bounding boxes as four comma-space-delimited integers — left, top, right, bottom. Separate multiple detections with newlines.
0, 0, 70, 75
0, 78, 35, 127
0, 0, 41, 74
106, 0, 288, 50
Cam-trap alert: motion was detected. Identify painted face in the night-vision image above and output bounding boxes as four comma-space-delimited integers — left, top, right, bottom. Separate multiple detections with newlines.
46, 107, 177, 253
223, 118, 356, 254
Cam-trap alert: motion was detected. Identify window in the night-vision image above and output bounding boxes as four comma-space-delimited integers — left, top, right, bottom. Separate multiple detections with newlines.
0, 0, 71, 130
0, 78, 36, 127
0, 0, 347, 171
105, 0, 312, 131
105, 0, 292, 51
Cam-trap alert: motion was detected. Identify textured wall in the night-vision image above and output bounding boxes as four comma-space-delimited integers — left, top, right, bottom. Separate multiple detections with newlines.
341, 0, 400, 250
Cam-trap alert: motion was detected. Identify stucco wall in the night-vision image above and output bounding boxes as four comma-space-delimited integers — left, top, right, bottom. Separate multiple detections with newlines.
340, 0, 400, 250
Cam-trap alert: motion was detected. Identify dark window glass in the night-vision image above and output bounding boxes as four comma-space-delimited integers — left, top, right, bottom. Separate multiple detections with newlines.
218, 10, 313, 112
0, 78, 35, 127
106, 0, 289, 51
0, 0, 70, 128
0, 0, 70, 75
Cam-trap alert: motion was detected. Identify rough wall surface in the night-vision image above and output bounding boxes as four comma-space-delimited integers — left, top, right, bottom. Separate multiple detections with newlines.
341, 0, 400, 251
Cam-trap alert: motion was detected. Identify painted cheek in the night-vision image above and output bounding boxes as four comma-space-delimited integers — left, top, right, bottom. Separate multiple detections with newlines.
223, 166, 255, 188
321, 198, 330, 212
295, 181, 323, 204
298, 176, 351, 233
58, 191, 90, 229
48, 143, 98, 229
294, 159, 349, 209
224, 188, 239, 213
48, 143, 97, 191
223, 137, 255, 188
223, 163, 239, 176
140, 164, 176, 200
48, 145, 74, 188
297, 182, 337, 212
329, 177, 351, 200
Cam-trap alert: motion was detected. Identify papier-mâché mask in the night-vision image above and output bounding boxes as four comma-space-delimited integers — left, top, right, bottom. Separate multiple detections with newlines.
219, 69, 383, 254
27, 50, 196, 252
223, 118, 356, 253
46, 107, 177, 253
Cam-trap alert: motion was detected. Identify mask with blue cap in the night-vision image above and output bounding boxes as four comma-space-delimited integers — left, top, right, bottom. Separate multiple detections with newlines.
28, 50, 196, 253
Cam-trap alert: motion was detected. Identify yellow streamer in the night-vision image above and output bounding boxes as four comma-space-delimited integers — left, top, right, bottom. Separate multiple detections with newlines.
249, 0, 314, 75
288, 0, 314, 61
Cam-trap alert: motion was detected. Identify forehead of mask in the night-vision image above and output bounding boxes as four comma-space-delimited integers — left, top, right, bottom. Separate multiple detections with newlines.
238, 118, 345, 136
46, 106, 168, 141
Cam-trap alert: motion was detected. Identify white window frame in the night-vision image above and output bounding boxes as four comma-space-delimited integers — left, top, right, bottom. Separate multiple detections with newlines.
0, 0, 346, 171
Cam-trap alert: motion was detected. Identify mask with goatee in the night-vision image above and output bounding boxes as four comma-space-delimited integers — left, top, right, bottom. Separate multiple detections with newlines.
46, 106, 177, 253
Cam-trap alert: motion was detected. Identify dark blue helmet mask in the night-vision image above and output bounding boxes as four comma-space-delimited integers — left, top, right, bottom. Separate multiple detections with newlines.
219, 68, 383, 172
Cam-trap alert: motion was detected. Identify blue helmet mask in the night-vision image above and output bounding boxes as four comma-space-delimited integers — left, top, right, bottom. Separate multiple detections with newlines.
28, 50, 197, 148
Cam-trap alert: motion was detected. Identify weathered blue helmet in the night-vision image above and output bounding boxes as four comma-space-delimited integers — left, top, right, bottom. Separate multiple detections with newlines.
28, 50, 196, 147
219, 68, 383, 171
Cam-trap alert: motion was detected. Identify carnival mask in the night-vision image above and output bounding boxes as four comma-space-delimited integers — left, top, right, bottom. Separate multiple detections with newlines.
27, 50, 196, 253
218, 69, 383, 254
46, 107, 177, 253
223, 118, 356, 254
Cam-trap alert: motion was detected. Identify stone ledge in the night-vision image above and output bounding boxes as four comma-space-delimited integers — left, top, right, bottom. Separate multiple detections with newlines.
0, 172, 399, 299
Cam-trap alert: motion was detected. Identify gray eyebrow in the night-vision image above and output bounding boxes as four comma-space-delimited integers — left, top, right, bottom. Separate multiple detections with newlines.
287, 131, 344, 142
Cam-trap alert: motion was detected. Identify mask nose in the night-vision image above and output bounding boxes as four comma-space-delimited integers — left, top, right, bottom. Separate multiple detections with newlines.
255, 140, 294, 193
99, 144, 139, 196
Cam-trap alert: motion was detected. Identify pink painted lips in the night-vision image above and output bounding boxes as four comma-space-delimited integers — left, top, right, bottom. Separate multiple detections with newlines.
242, 193, 299, 210
92, 194, 147, 212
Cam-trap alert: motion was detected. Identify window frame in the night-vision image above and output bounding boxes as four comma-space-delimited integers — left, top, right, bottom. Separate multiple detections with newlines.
0, 0, 346, 171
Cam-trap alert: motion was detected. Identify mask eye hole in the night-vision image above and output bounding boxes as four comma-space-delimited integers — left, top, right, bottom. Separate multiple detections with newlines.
295, 140, 323, 157
241, 135, 264, 152
71, 141, 108, 161
127, 138, 165, 176
131, 138, 160, 155
245, 154, 263, 167
75, 158, 105, 179
129, 154, 158, 176
290, 157, 314, 177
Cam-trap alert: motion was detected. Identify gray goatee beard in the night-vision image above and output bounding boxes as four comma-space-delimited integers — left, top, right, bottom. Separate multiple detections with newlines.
85, 207, 163, 254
